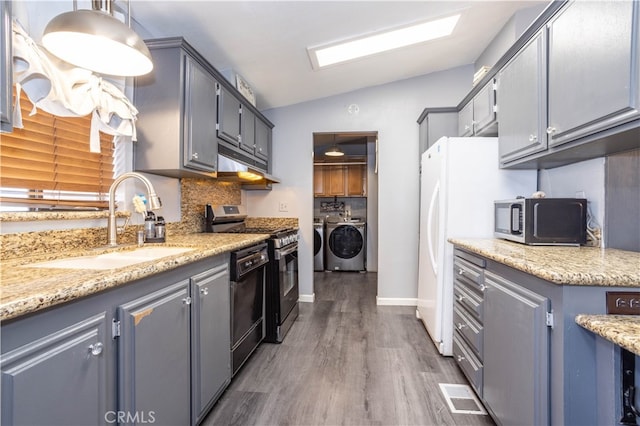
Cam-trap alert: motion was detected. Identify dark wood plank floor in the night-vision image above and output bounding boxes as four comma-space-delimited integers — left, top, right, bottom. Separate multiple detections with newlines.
202, 272, 495, 426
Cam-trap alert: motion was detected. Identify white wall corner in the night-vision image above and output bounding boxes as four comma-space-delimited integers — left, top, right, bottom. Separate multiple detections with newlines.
376, 297, 418, 306
299, 293, 315, 303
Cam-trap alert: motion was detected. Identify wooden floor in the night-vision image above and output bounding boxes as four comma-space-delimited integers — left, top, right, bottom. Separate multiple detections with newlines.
202, 272, 495, 426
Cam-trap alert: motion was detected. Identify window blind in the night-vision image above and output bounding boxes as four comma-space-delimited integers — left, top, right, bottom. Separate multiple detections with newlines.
0, 88, 114, 209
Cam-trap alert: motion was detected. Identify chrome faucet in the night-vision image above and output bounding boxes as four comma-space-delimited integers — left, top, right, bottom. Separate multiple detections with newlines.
108, 172, 162, 246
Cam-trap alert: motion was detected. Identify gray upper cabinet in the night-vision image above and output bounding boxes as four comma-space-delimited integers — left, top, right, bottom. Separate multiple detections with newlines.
547, 0, 640, 147
418, 108, 458, 154
240, 106, 256, 156
457, 80, 497, 137
217, 84, 242, 148
1, 313, 110, 426
1, 1, 12, 133
457, 101, 474, 137
483, 270, 549, 426
117, 280, 191, 426
134, 40, 218, 177
497, 30, 548, 165
254, 116, 271, 162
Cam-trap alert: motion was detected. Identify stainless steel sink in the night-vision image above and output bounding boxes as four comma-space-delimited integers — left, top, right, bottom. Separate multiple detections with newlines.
29, 246, 195, 270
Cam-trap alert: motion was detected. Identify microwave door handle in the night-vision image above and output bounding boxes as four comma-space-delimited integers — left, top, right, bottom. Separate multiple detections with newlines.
510, 204, 522, 234
426, 181, 440, 275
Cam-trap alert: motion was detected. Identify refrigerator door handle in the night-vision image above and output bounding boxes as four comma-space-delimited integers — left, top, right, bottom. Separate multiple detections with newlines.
426, 180, 440, 275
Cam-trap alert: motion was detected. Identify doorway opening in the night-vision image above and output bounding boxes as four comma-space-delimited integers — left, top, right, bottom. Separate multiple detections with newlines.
312, 131, 378, 278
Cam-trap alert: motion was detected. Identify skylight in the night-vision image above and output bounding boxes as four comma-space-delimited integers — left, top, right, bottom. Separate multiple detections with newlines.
308, 14, 460, 69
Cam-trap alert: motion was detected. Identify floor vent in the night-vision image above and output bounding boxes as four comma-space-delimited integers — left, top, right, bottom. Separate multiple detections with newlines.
438, 383, 487, 415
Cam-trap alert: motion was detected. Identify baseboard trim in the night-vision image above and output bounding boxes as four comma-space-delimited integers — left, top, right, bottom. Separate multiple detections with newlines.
376, 297, 418, 306
299, 293, 315, 303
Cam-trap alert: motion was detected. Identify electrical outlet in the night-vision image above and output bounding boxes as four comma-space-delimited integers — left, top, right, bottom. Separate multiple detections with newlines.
279, 202, 289, 212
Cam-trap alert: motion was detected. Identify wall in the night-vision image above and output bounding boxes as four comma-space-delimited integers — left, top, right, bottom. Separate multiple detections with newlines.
245, 65, 473, 302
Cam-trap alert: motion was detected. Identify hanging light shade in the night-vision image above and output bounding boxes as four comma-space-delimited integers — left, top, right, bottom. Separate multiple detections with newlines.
325, 144, 344, 157
42, 1, 153, 77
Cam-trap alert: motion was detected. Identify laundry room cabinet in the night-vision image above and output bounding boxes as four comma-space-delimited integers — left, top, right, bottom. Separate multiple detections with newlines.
314, 163, 367, 197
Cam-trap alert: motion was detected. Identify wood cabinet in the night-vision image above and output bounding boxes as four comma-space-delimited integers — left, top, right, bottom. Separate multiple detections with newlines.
417, 108, 458, 155
497, 30, 547, 165
458, 80, 497, 137
1, 313, 110, 425
190, 262, 231, 424
483, 270, 550, 426
314, 163, 366, 197
1, 0, 11, 133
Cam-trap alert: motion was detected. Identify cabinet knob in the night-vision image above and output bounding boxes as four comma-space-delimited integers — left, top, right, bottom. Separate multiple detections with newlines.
457, 355, 465, 362
457, 268, 464, 276
464, 125, 470, 130
457, 295, 465, 302
88, 342, 103, 356
546, 127, 556, 135
183, 296, 192, 305
528, 134, 538, 142
200, 287, 209, 296
456, 322, 466, 330
192, 152, 199, 159
479, 284, 486, 292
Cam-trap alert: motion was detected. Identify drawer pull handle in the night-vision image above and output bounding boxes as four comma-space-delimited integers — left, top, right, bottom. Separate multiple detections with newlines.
88, 342, 103, 356
457, 355, 465, 362
456, 323, 467, 330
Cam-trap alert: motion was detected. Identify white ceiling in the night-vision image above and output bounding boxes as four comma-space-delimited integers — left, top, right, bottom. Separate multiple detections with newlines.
130, 1, 548, 111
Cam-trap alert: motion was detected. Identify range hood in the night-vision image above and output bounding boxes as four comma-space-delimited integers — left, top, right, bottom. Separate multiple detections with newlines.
216, 154, 280, 189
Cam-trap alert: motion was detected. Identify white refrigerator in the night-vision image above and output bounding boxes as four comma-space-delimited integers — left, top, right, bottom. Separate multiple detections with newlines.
417, 137, 536, 356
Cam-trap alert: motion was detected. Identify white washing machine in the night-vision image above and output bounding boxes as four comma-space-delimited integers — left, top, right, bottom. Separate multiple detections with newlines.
326, 219, 366, 271
313, 217, 324, 271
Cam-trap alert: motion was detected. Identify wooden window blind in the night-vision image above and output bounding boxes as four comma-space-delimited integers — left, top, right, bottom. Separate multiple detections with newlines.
0, 88, 114, 209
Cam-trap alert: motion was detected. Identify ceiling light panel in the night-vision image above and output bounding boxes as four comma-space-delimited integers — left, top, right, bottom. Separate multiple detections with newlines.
308, 14, 460, 69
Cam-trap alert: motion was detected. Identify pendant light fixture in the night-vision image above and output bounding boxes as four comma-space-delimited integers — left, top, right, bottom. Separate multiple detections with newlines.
42, 0, 153, 77
325, 135, 344, 157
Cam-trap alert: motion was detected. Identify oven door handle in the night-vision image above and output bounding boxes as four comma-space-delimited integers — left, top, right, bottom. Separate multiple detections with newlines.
275, 244, 298, 260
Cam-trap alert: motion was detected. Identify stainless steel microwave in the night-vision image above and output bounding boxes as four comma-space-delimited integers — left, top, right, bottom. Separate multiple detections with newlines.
494, 198, 587, 245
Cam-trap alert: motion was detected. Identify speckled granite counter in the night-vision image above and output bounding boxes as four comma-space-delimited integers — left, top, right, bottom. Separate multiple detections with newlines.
448, 238, 640, 287
0, 233, 269, 321
576, 314, 640, 356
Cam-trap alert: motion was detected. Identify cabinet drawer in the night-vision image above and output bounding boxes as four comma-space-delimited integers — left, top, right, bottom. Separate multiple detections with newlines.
453, 303, 483, 358
454, 282, 483, 322
454, 257, 485, 295
453, 332, 483, 397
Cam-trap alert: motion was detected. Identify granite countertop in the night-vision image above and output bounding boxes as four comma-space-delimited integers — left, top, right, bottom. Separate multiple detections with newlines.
575, 314, 640, 356
0, 233, 270, 321
448, 238, 640, 287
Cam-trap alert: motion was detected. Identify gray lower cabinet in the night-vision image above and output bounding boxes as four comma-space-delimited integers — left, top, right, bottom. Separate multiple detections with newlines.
483, 270, 550, 426
191, 262, 231, 424
547, 0, 640, 147
134, 39, 219, 177
417, 107, 458, 155
1, 313, 110, 426
1, 0, 12, 133
117, 280, 192, 426
497, 29, 547, 165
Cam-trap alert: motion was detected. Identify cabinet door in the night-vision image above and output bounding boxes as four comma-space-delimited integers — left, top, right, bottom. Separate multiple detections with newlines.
0, 0, 11, 133
325, 165, 346, 196
217, 84, 241, 147
458, 102, 474, 137
254, 118, 271, 162
547, 0, 640, 146
191, 262, 231, 423
313, 166, 325, 196
483, 271, 549, 426
1, 313, 109, 426
346, 164, 366, 196
239, 106, 256, 156
117, 280, 191, 426
472, 80, 497, 136
184, 56, 218, 172
497, 30, 548, 164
